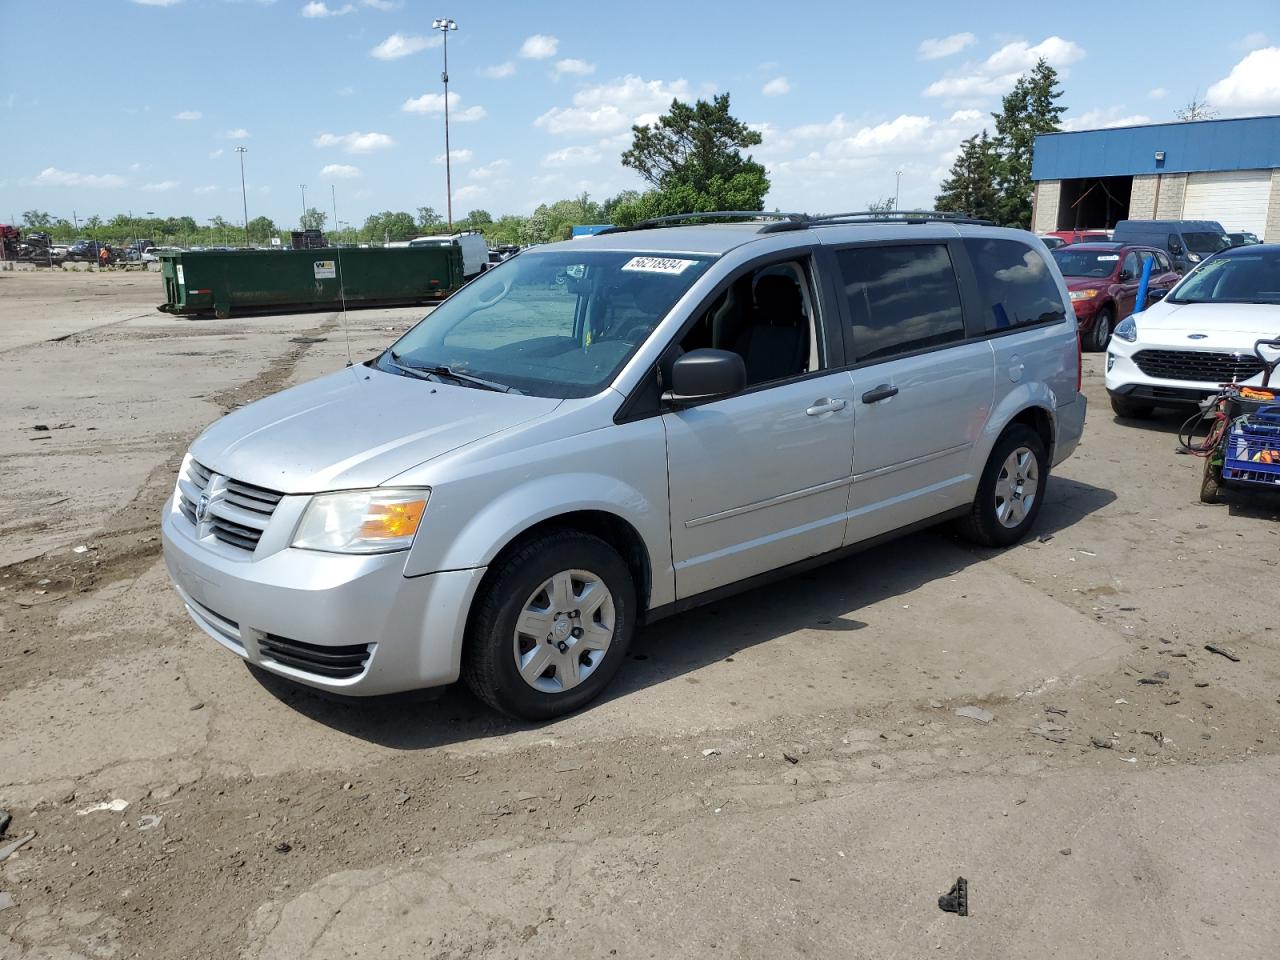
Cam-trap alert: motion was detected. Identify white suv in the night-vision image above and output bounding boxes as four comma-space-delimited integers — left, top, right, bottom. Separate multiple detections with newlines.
162, 212, 1087, 719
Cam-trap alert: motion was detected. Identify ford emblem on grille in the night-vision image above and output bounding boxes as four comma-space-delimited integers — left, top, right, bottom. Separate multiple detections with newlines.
196, 494, 210, 523
1187, 333, 1208, 339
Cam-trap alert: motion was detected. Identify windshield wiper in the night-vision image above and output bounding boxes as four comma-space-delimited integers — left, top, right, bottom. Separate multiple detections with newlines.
387, 352, 519, 393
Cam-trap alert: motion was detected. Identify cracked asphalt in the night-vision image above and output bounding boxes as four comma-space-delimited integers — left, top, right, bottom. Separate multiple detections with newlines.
2, 270, 1279, 959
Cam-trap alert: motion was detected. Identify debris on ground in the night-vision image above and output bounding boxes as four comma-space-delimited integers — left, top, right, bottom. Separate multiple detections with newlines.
1060, 847, 1072, 856
938, 877, 968, 916
1204, 643, 1241, 662
955, 705, 994, 724
288, 336, 327, 344
1045, 706, 1068, 716
137, 815, 163, 831
76, 799, 128, 816
0, 810, 10, 835
0, 892, 14, 912
1138, 677, 1165, 685
0, 832, 36, 863
1091, 737, 1113, 749
394, 790, 411, 805
701, 748, 721, 757
782, 752, 800, 764
274, 842, 292, 853
72, 545, 89, 554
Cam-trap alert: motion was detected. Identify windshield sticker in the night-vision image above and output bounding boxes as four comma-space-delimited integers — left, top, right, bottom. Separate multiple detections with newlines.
1096, 254, 1120, 261
621, 256, 697, 274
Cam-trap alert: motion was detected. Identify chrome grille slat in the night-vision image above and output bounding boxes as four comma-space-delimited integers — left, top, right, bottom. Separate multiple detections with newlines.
1132, 349, 1264, 383
176, 458, 283, 554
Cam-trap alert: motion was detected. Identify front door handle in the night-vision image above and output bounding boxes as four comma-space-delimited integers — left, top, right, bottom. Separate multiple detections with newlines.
805, 397, 847, 416
861, 384, 899, 404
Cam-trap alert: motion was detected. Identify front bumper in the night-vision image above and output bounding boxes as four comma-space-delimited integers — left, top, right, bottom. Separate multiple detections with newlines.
1105, 338, 1224, 408
161, 498, 485, 695
1070, 299, 1102, 329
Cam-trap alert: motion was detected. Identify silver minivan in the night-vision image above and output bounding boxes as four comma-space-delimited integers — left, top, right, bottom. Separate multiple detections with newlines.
162, 213, 1086, 719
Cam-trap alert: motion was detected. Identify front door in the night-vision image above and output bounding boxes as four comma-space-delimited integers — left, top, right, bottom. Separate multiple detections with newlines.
663, 255, 854, 599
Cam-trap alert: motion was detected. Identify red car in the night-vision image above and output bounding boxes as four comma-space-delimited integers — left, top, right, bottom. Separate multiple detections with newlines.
1046, 228, 1111, 245
1050, 243, 1181, 351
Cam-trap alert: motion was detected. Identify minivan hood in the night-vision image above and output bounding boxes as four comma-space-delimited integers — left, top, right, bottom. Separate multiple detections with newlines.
1136, 300, 1280, 337
191, 365, 562, 493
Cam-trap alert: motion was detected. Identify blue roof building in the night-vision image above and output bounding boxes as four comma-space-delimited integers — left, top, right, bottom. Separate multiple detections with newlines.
1031, 115, 1280, 240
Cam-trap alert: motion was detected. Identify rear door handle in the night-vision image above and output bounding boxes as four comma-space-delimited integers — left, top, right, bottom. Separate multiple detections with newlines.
805, 397, 847, 416
860, 384, 899, 404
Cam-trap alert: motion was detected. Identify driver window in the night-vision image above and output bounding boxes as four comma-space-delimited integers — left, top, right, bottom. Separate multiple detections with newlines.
677, 259, 822, 387
1122, 252, 1140, 278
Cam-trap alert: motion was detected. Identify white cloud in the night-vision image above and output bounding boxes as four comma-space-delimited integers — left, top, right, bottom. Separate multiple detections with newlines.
1207, 47, 1280, 115
543, 145, 602, 167
313, 130, 395, 152
1239, 31, 1269, 51
1147, 87, 1168, 100
320, 163, 361, 178
469, 159, 509, 180
434, 149, 473, 165
142, 180, 179, 192
918, 32, 975, 60
481, 61, 516, 79
762, 76, 791, 96
194, 184, 219, 194
301, 1, 353, 17
220, 128, 251, 139
454, 185, 486, 201
535, 74, 692, 135
401, 91, 486, 121
555, 58, 596, 77
174, 110, 202, 120
33, 167, 126, 188
519, 34, 558, 59
337, 85, 354, 96
208, 148, 224, 159
1060, 107, 1152, 131
370, 33, 439, 60
924, 36, 1085, 99
361, 0, 397, 8
131, 0, 182, 6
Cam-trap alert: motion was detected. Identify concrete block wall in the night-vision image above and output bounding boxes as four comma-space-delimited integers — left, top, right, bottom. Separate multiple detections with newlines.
1129, 175, 1158, 219
1265, 169, 1280, 241
1032, 180, 1060, 233
1154, 173, 1187, 219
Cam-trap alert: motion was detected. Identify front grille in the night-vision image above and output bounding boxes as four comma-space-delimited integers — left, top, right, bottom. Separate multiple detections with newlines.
1132, 349, 1264, 384
177, 459, 283, 553
258, 635, 372, 679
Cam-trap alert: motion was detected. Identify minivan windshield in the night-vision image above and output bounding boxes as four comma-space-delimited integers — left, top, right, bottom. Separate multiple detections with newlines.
1169, 249, 1280, 305
1183, 231, 1230, 255
1052, 249, 1122, 278
379, 249, 715, 398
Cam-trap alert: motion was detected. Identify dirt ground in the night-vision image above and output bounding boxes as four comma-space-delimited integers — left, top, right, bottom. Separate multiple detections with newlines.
2, 270, 1279, 960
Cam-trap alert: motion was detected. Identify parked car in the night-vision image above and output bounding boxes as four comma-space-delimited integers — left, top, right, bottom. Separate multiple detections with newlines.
1039, 235, 1068, 250
1046, 229, 1111, 245
1105, 243, 1280, 417
1111, 219, 1229, 274
162, 214, 1087, 719
1051, 242, 1182, 350
1227, 231, 1261, 247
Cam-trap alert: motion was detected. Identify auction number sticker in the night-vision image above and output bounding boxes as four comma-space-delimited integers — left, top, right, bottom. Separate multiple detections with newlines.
621, 256, 697, 274
176, 264, 185, 285
313, 260, 337, 279
1096, 254, 1120, 261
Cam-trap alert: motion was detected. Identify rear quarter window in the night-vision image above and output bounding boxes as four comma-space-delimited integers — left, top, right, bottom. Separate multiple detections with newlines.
963, 238, 1067, 332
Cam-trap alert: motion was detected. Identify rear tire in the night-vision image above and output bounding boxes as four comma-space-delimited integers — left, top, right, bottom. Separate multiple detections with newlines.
462, 530, 636, 720
1110, 394, 1155, 419
958, 425, 1048, 548
1087, 306, 1114, 352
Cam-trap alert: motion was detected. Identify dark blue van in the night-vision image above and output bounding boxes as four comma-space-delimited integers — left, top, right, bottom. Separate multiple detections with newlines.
1111, 220, 1230, 273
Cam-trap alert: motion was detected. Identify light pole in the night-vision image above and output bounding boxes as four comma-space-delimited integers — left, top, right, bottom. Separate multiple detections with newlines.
894, 169, 903, 211
432, 17, 458, 231
300, 184, 307, 229
235, 146, 250, 247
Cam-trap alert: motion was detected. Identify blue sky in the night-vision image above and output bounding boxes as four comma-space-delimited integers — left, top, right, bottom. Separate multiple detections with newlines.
2, 0, 1279, 229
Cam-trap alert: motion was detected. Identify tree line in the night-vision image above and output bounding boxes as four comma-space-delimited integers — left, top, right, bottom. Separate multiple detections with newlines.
18, 66, 1082, 252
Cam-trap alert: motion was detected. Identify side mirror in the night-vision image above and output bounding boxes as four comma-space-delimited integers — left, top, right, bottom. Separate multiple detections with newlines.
1147, 288, 1167, 303
666, 348, 746, 406
1119, 270, 1132, 282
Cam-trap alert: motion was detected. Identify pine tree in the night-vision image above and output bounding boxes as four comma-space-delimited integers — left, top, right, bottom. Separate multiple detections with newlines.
991, 58, 1065, 227
935, 130, 1000, 221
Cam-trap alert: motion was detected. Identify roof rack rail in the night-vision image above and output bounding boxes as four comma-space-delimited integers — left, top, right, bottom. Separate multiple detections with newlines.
598, 211, 809, 235
801, 209, 995, 227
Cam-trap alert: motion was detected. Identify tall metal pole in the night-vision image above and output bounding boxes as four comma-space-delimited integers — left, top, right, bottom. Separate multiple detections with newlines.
236, 146, 250, 247
300, 184, 307, 228
433, 18, 458, 232
895, 169, 902, 210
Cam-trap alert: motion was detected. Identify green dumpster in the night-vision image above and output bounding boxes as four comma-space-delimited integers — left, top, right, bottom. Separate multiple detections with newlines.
157, 246, 464, 318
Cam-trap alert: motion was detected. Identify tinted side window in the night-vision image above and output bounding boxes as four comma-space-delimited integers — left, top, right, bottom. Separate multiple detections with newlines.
1156, 251, 1172, 272
1122, 252, 1141, 278
963, 238, 1067, 331
835, 243, 965, 363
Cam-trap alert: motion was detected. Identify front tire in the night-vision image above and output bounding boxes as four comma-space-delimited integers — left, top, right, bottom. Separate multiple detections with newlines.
958, 425, 1048, 547
462, 530, 636, 720
1109, 393, 1155, 419
1087, 306, 1114, 352
1199, 457, 1223, 504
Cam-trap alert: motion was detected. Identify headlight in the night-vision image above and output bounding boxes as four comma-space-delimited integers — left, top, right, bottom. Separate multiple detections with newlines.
1069, 289, 1101, 301
1187, 253, 1201, 262
292, 488, 429, 554
1113, 316, 1137, 342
